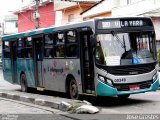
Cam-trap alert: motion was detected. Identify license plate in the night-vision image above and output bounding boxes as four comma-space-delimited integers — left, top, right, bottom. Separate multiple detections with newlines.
129, 86, 140, 91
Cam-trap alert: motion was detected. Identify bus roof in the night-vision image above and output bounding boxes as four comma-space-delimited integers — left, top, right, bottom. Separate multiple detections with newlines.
0, 16, 152, 41
1, 19, 96, 41
1, 27, 56, 41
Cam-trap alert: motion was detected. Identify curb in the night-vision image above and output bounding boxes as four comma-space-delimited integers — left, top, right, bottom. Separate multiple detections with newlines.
0, 91, 62, 111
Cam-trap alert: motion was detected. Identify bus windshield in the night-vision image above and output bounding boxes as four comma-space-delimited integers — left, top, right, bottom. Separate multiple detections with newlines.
96, 32, 156, 66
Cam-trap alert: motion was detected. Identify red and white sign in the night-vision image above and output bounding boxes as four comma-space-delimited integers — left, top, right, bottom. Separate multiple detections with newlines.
129, 86, 140, 91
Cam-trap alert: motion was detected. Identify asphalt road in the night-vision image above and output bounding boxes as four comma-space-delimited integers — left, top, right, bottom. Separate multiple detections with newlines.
96, 91, 160, 114
1, 69, 160, 120
64, 92, 160, 120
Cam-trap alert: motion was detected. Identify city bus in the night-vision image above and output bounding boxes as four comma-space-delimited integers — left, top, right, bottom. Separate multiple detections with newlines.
1, 17, 159, 99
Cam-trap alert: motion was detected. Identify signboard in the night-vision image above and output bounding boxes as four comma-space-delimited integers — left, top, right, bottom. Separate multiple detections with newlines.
97, 18, 153, 29
106, 56, 120, 66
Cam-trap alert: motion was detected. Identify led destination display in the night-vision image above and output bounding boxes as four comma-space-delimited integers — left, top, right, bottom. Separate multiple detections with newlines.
97, 18, 153, 29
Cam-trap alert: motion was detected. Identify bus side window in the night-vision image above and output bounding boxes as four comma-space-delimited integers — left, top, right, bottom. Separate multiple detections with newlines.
44, 34, 53, 58
3, 41, 10, 58
54, 33, 65, 57
57, 33, 64, 44
25, 37, 32, 58
66, 30, 78, 57
55, 45, 64, 57
17, 38, 25, 58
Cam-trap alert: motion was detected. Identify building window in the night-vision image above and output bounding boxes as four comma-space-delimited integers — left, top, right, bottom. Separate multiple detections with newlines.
68, 14, 74, 23
127, 0, 130, 4
15, 22, 18, 28
127, 0, 143, 5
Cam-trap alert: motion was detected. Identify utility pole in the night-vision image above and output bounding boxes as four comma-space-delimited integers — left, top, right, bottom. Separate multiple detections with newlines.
35, 0, 40, 29
0, 23, 4, 36
2, 23, 4, 35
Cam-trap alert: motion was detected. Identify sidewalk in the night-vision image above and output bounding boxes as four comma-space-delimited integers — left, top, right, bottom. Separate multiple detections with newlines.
0, 70, 79, 112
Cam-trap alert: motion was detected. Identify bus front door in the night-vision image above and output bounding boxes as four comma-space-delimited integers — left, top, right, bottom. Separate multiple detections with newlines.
10, 40, 18, 84
33, 37, 44, 89
80, 31, 95, 94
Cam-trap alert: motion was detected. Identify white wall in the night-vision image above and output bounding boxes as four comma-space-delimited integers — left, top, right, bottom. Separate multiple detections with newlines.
55, 11, 62, 26
112, 0, 160, 17
82, 0, 114, 18
4, 21, 18, 34
112, 0, 160, 41
54, 0, 76, 11
152, 18, 160, 41
3, 15, 18, 35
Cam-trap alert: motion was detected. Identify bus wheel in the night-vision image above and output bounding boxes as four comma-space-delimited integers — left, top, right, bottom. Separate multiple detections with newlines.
69, 79, 79, 99
118, 94, 130, 99
20, 74, 28, 92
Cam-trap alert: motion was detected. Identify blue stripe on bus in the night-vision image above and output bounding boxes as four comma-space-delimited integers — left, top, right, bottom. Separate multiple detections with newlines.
17, 59, 35, 88
96, 78, 159, 96
1, 33, 25, 40
3, 58, 12, 83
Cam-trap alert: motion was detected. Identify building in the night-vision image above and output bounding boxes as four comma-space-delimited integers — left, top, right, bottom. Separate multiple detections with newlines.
13, 0, 160, 42
3, 15, 18, 35
0, 15, 18, 36
14, 0, 101, 31
14, 0, 55, 32
81, 0, 116, 20
81, 0, 160, 42
112, 0, 160, 41
0, 23, 4, 36
54, 0, 101, 25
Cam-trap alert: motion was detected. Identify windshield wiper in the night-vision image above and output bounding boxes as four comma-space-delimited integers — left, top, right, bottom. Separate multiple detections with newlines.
111, 31, 126, 52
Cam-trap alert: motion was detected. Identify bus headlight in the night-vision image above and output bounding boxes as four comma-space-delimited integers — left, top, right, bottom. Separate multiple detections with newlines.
98, 74, 113, 86
156, 64, 159, 71
106, 79, 113, 86
153, 72, 158, 82
98, 75, 105, 83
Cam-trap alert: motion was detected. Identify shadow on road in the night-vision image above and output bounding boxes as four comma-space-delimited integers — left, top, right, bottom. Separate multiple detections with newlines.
17, 88, 69, 98
79, 95, 152, 108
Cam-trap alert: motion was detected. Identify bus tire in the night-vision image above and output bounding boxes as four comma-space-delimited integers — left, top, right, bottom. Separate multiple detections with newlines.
69, 78, 79, 99
20, 74, 28, 92
118, 94, 130, 99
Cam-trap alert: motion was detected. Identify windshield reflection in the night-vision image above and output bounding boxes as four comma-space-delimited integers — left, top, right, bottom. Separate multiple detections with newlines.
96, 32, 155, 66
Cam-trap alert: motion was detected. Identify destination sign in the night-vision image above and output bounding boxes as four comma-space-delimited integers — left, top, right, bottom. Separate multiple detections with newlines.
97, 19, 153, 29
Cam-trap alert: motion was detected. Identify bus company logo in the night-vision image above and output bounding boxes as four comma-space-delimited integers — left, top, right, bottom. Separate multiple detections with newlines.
64, 61, 70, 71
64, 61, 75, 71
129, 71, 138, 75
69, 61, 75, 70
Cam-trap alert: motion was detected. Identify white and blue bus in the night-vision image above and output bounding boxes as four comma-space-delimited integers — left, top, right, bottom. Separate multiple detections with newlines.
1, 17, 159, 99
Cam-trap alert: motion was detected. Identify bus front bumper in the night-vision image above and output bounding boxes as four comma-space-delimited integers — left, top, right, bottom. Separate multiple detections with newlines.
96, 78, 159, 96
